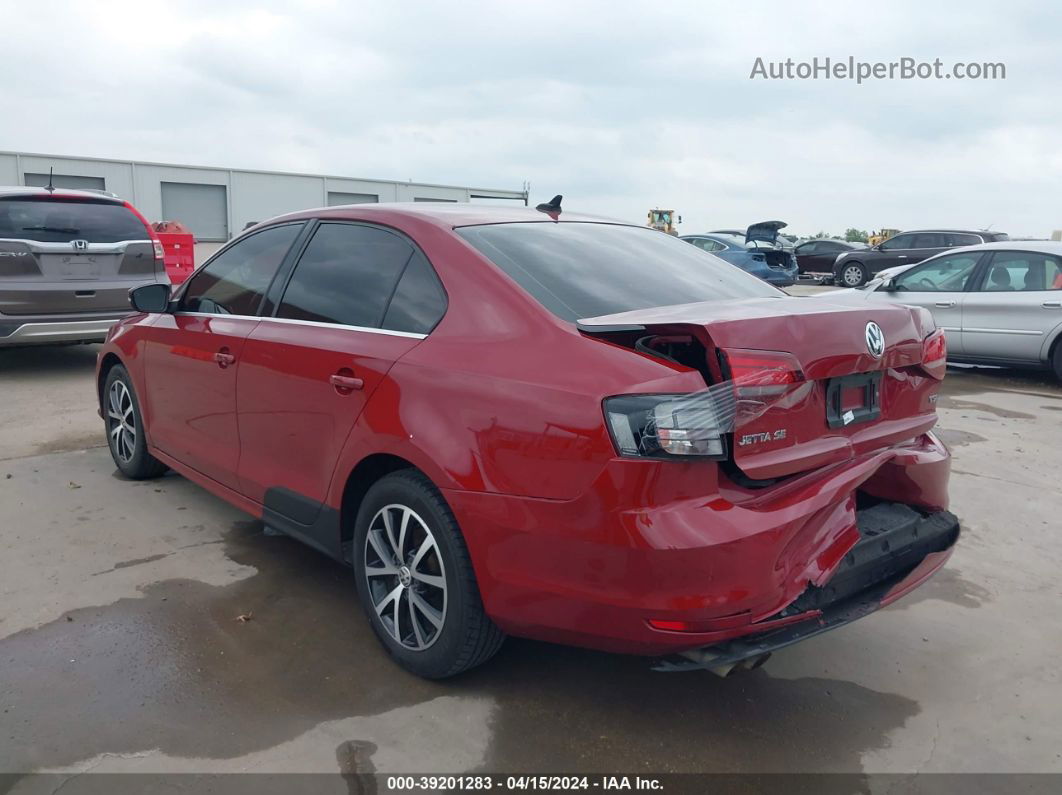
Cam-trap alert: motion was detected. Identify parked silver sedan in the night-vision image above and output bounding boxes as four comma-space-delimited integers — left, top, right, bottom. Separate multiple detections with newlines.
817, 241, 1062, 380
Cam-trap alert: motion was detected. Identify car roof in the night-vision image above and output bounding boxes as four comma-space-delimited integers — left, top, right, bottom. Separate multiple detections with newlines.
940, 240, 1062, 256
268, 201, 628, 230
0, 186, 123, 203
895, 229, 1002, 235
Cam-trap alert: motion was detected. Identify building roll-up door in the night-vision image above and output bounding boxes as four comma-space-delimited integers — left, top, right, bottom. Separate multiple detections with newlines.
161, 182, 228, 241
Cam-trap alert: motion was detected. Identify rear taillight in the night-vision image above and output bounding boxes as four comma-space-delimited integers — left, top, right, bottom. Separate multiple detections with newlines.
721, 349, 805, 397
921, 329, 947, 380
604, 393, 727, 460
152, 240, 165, 260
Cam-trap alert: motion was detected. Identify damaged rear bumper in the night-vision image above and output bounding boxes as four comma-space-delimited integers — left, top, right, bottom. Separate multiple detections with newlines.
653, 504, 960, 673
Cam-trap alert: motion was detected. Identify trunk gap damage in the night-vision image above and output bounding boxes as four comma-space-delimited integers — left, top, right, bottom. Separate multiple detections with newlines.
578, 297, 958, 674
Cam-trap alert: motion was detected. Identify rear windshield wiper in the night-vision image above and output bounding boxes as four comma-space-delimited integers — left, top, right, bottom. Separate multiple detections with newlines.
21, 225, 81, 235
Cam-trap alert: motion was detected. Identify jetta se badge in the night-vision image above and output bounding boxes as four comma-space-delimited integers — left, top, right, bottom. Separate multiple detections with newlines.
865, 321, 885, 357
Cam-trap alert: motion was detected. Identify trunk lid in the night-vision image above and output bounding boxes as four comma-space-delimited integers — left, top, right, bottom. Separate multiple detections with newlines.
580, 296, 941, 480
745, 220, 787, 246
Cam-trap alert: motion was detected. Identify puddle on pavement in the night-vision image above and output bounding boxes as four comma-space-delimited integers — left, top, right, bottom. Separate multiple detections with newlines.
0, 517, 922, 774
935, 428, 988, 448
936, 395, 1035, 420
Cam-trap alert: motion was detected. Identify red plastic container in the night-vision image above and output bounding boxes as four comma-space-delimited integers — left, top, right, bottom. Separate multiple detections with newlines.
152, 221, 196, 285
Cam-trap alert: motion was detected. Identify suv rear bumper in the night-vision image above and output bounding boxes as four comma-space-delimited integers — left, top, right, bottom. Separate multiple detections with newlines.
0, 316, 126, 346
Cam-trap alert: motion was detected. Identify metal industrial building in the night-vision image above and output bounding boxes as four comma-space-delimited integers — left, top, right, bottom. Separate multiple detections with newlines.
0, 150, 528, 260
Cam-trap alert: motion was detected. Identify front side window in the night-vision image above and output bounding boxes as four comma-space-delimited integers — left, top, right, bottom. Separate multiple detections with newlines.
893, 254, 981, 292
980, 252, 1062, 292
276, 223, 414, 328
457, 222, 780, 322
181, 223, 301, 315
879, 234, 915, 251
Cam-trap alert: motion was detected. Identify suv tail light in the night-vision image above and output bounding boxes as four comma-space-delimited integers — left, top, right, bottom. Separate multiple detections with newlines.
122, 200, 165, 262
921, 329, 947, 380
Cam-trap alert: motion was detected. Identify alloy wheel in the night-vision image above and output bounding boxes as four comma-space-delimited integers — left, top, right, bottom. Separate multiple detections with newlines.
107, 380, 136, 464
363, 504, 447, 651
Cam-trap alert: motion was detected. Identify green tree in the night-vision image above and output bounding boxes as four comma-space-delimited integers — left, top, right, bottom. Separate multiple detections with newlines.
844, 228, 869, 243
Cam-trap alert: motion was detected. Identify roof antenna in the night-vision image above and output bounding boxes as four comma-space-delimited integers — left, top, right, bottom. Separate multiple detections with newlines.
536, 194, 562, 215
45, 166, 55, 193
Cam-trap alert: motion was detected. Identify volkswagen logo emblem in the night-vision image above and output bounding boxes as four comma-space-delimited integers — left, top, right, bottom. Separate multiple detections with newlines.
865, 321, 885, 358
71, 239, 89, 251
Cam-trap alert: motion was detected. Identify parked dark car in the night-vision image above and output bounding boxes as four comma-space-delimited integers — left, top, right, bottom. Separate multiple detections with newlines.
97, 202, 957, 679
794, 239, 867, 275
682, 222, 798, 287
833, 229, 1009, 288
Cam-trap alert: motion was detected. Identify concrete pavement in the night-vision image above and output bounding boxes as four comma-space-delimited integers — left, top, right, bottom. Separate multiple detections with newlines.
1, 341, 1060, 777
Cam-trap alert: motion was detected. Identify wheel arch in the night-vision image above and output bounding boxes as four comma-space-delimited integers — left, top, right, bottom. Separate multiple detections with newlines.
339, 453, 432, 549
97, 352, 125, 409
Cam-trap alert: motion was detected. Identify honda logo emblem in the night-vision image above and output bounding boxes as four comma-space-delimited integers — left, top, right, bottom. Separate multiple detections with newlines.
865, 321, 885, 358
71, 239, 89, 251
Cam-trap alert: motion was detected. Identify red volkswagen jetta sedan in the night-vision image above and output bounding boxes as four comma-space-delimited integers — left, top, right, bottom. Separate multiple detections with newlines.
96, 202, 958, 678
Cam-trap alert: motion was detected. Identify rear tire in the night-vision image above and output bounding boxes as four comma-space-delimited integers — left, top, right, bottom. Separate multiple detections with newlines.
103, 365, 168, 479
1052, 340, 1062, 382
353, 470, 505, 678
838, 262, 869, 288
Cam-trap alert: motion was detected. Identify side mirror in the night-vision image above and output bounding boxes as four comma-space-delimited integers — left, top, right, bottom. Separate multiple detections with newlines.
881, 277, 898, 291
129, 283, 171, 313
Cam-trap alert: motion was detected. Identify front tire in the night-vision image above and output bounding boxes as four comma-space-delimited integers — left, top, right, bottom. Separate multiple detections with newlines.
838, 262, 869, 288
1052, 341, 1062, 382
103, 365, 167, 479
353, 470, 504, 678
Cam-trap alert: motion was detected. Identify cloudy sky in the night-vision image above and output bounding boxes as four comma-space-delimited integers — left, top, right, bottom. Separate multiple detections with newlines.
3, 0, 1061, 236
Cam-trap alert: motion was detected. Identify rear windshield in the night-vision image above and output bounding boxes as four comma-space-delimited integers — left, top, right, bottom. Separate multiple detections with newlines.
0, 198, 149, 244
457, 222, 781, 321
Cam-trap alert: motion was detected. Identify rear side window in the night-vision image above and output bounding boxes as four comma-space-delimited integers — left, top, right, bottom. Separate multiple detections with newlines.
0, 198, 148, 243
277, 223, 414, 328
946, 233, 981, 247
182, 224, 301, 315
382, 250, 447, 334
457, 222, 779, 322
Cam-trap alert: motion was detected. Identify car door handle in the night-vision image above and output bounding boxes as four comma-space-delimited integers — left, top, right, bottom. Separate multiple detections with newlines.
1042, 301, 1062, 308
935, 301, 956, 308
896, 255, 908, 259
213, 349, 236, 368
329, 371, 365, 393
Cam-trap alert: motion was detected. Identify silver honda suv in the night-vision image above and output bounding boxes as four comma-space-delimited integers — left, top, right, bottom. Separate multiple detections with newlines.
0, 187, 168, 346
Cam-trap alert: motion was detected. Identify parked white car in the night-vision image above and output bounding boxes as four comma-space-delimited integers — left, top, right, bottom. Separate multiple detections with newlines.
816, 241, 1062, 380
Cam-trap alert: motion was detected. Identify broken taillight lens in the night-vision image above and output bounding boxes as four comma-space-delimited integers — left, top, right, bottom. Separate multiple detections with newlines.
721, 348, 805, 397
604, 393, 727, 460
921, 329, 947, 380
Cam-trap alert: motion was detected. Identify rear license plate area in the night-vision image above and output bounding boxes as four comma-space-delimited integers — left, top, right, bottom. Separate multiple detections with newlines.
43, 254, 103, 280
826, 371, 881, 428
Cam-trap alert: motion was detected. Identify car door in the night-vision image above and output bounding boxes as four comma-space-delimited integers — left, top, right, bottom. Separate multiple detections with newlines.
235, 221, 448, 556
873, 251, 984, 354
141, 223, 304, 489
871, 233, 919, 275
794, 241, 818, 273
961, 250, 1062, 362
